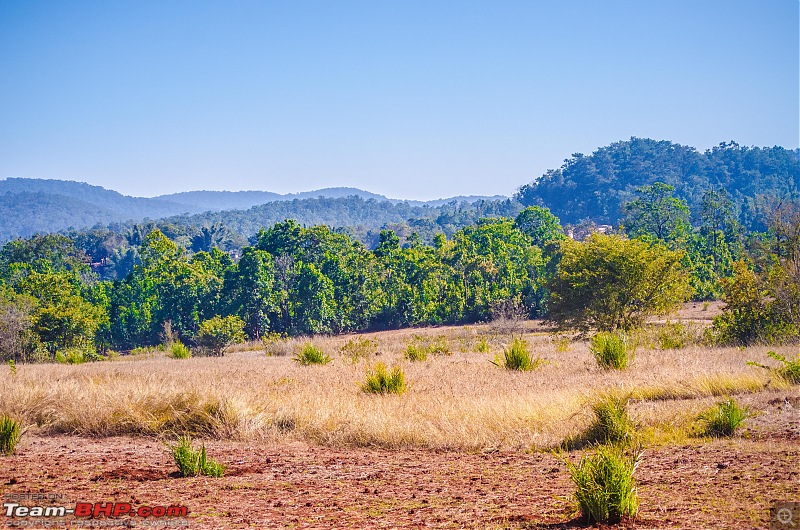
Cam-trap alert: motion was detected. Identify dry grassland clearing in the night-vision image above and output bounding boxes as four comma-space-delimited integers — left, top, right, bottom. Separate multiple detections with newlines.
1, 318, 798, 528
1, 322, 796, 450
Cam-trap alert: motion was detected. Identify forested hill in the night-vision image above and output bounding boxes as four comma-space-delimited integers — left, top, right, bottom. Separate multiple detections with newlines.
158, 195, 523, 247
515, 139, 799, 229
0, 177, 509, 242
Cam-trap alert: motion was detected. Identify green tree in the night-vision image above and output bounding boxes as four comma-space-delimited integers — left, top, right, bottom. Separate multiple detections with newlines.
622, 182, 690, 243
197, 315, 246, 356
548, 233, 692, 331
224, 248, 275, 339
514, 206, 566, 247
16, 269, 107, 354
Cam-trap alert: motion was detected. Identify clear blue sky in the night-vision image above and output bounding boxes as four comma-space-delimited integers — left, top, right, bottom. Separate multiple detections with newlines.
1, 1, 797, 200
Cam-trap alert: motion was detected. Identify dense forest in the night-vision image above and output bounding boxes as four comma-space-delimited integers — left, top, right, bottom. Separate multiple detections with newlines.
516, 138, 799, 230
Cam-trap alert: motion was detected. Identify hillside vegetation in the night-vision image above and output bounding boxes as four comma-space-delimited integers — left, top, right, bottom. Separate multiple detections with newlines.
516, 138, 799, 230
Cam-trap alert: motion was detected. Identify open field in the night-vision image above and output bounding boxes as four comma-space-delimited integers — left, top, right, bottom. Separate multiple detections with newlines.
1, 315, 798, 528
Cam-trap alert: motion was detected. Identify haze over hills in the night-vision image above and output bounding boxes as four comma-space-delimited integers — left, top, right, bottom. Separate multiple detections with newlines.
1, 138, 797, 243
154, 188, 506, 211
0, 177, 507, 241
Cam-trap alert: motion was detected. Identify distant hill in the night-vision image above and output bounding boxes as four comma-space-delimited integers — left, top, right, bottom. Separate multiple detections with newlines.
0, 178, 199, 218
515, 138, 799, 229
0, 178, 509, 242
154, 195, 523, 247
154, 188, 506, 210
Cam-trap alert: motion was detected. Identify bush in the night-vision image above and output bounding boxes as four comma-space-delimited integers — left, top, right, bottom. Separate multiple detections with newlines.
547, 233, 691, 332
169, 436, 226, 477
293, 344, 331, 366
55, 347, 103, 364
404, 344, 427, 362
340, 336, 378, 363
491, 337, 542, 371
767, 351, 800, 384
0, 415, 23, 455
712, 261, 799, 345
475, 337, 490, 353
747, 351, 800, 385
169, 341, 191, 359
361, 363, 406, 395
564, 445, 640, 524
197, 315, 246, 357
590, 332, 635, 370
698, 399, 749, 437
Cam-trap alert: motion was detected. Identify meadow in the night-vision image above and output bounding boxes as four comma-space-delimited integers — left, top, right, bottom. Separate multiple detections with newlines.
2, 319, 794, 452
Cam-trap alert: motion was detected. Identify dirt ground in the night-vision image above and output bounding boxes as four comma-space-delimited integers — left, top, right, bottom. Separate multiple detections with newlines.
2, 427, 797, 530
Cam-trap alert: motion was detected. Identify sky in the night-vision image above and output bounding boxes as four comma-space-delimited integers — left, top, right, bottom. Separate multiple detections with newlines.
1, 1, 798, 201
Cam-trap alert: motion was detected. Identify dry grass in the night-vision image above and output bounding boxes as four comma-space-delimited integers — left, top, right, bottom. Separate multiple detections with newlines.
0, 323, 794, 451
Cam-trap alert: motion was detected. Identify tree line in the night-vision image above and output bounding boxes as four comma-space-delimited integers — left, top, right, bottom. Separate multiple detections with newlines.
0, 184, 797, 362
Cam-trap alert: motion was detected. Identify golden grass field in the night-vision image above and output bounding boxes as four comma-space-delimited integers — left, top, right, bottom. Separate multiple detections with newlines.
2, 315, 796, 452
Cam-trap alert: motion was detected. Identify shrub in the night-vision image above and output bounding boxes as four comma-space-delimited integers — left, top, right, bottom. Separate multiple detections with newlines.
767, 351, 800, 384
747, 351, 800, 384
340, 336, 378, 363
169, 341, 191, 359
590, 332, 635, 370
475, 337, 490, 353
698, 399, 749, 437
197, 315, 246, 356
0, 415, 23, 455
564, 445, 640, 524
293, 344, 331, 366
491, 337, 542, 371
169, 436, 226, 477
404, 344, 427, 362
712, 261, 799, 345
361, 363, 406, 395
55, 347, 103, 364
547, 233, 691, 332
7, 359, 16, 375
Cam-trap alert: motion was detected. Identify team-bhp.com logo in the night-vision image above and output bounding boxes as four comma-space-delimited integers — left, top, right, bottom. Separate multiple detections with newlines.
3, 498, 189, 527
4, 503, 187, 518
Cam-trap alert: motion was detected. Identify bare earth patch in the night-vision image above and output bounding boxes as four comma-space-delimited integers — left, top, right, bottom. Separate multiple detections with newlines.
1, 431, 797, 529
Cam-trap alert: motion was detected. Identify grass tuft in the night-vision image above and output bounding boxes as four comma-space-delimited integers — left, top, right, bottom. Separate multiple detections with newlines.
169, 341, 191, 359
404, 344, 427, 362
169, 436, 226, 477
590, 332, 635, 370
293, 344, 331, 366
697, 398, 749, 437
361, 363, 406, 394
565, 393, 635, 449
0, 415, 23, 455
340, 336, 378, 363
491, 337, 542, 371
564, 445, 640, 524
